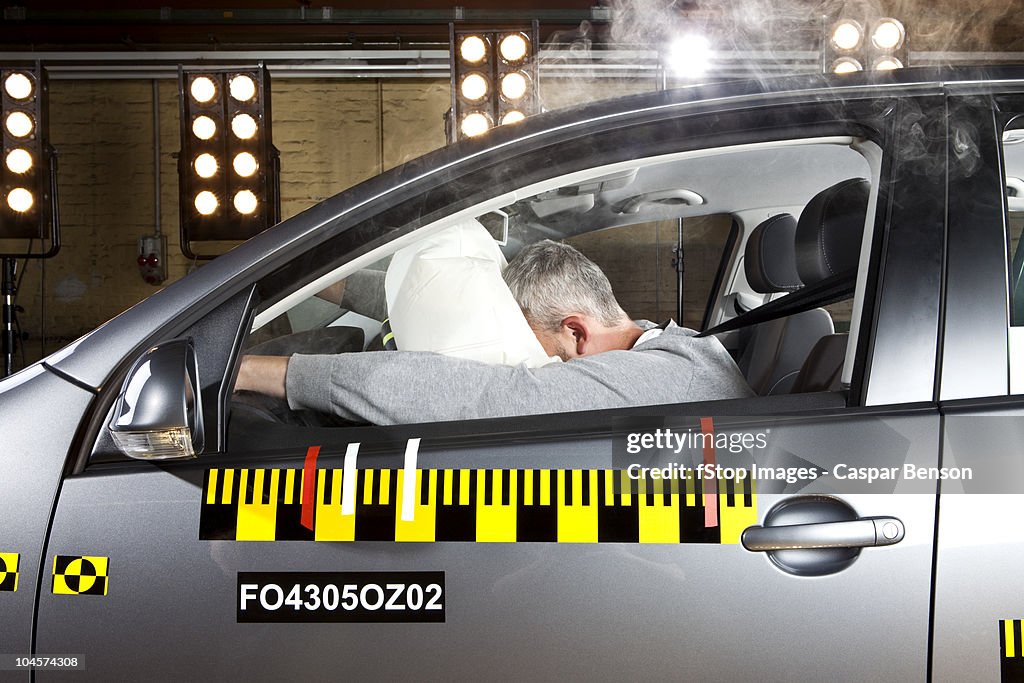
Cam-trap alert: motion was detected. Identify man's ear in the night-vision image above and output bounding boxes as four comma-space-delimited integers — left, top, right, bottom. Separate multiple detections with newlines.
562, 315, 591, 356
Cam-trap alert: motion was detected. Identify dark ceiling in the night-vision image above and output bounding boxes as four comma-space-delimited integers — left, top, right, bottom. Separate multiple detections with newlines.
0, 1, 1021, 53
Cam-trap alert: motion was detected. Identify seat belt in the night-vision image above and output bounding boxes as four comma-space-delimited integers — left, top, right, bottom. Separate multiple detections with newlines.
699, 270, 855, 338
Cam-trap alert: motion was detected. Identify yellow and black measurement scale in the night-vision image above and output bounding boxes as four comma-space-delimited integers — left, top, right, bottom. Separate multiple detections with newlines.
200, 468, 756, 544
1001, 620, 1024, 682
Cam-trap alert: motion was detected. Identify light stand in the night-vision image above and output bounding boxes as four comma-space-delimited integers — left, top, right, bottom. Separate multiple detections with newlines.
1, 148, 60, 377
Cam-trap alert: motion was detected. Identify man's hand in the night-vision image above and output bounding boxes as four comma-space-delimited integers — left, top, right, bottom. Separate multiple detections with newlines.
235, 355, 290, 399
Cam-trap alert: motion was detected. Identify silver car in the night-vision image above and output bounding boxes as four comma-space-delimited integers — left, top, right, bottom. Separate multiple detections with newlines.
2, 66, 1023, 681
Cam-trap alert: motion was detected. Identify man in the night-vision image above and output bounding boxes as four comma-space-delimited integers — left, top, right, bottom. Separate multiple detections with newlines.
235, 240, 753, 424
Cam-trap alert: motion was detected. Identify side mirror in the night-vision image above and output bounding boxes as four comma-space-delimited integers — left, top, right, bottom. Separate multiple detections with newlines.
108, 338, 204, 460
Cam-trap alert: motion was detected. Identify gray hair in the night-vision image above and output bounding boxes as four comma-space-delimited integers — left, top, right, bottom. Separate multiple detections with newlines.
503, 240, 626, 332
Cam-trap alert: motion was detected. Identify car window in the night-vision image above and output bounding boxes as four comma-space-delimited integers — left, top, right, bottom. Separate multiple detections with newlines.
1003, 116, 1024, 392
226, 133, 879, 445
566, 215, 734, 330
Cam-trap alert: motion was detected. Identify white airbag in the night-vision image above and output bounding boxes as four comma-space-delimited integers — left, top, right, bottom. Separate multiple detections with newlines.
385, 219, 558, 367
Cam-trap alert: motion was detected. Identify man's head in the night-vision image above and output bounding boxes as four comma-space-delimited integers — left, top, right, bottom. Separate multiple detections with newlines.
503, 240, 640, 360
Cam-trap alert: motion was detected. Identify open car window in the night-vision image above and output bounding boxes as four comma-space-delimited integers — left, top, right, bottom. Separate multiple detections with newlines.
228, 133, 881, 441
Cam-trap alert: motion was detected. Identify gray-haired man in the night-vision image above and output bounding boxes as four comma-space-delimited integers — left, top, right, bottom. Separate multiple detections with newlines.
236, 240, 753, 424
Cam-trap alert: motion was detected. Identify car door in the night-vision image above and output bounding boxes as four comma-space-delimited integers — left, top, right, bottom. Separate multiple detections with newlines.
931, 88, 1024, 681
33, 83, 947, 680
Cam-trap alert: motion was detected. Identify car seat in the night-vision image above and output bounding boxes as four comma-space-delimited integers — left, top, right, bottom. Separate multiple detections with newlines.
738, 213, 834, 395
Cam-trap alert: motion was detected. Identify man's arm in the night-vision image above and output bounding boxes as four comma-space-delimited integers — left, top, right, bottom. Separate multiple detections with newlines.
284, 332, 751, 425
235, 355, 289, 398
237, 329, 751, 425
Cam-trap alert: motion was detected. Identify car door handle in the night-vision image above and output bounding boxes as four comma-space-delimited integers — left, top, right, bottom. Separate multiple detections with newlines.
741, 516, 905, 551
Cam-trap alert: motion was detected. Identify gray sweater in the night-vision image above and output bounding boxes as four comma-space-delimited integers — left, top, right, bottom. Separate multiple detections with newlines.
285, 323, 754, 425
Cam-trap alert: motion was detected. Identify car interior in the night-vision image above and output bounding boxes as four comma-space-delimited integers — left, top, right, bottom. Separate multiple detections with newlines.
231, 134, 881, 430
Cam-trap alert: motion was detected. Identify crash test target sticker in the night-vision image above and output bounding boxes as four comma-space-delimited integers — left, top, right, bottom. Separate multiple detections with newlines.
238, 571, 445, 623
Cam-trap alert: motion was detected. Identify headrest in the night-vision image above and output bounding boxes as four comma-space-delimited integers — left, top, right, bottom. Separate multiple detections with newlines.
744, 214, 801, 293
796, 178, 870, 284
384, 219, 557, 368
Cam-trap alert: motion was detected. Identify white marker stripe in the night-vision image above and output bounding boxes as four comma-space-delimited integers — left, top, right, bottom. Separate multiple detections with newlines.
341, 442, 360, 516
401, 438, 421, 522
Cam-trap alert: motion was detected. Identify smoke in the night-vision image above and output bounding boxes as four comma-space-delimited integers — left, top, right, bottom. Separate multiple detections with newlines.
536, 0, 1024, 112
890, 0, 1024, 53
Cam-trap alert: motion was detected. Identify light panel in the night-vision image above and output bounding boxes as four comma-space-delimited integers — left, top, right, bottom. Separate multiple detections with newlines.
824, 16, 908, 75
177, 64, 280, 257
0, 63, 52, 240
449, 23, 540, 142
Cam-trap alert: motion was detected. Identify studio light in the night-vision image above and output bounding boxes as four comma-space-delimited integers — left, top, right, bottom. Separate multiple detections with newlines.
460, 112, 492, 138
831, 58, 863, 75
3, 73, 31, 100
0, 63, 54, 242
193, 153, 218, 179
459, 35, 488, 64
501, 110, 525, 126
824, 16, 908, 75
873, 57, 904, 71
229, 74, 256, 102
5, 111, 32, 138
830, 20, 863, 51
189, 76, 216, 104
499, 33, 529, 63
6, 187, 32, 213
194, 190, 218, 215
230, 113, 258, 140
871, 19, 905, 51
1, 62, 59, 379
448, 23, 539, 142
667, 35, 712, 79
192, 115, 216, 141
460, 73, 489, 101
232, 152, 257, 178
177, 64, 280, 259
500, 71, 528, 101
5, 148, 31, 174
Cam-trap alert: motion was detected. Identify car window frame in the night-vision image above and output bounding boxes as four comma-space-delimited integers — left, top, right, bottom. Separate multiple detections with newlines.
217, 100, 905, 456
80, 91, 915, 470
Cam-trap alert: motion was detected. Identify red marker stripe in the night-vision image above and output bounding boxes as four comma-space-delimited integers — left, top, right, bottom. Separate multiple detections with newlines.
301, 445, 321, 531
700, 417, 718, 528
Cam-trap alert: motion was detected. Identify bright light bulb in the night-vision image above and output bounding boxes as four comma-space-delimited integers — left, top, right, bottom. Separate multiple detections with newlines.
194, 191, 218, 215
190, 76, 217, 104
461, 73, 489, 101
500, 72, 528, 100
461, 112, 491, 138
234, 190, 258, 215
4, 72, 33, 100
831, 58, 863, 74
229, 74, 256, 102
501, 110, 526, 125
872, 19, 905, 50
460, 36, 487, 64
873, 57, 904, 71
831, 20, 863, 51
499, 34, 529, 63
5, 111, 33, 138
231, 113, 257, 140
5, 148, 32, 174
192, 115, 216, 140
668, 35, 711, 78
7, 188, 33, 213
194, 153, 218, 179
233, 152, 258, 177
